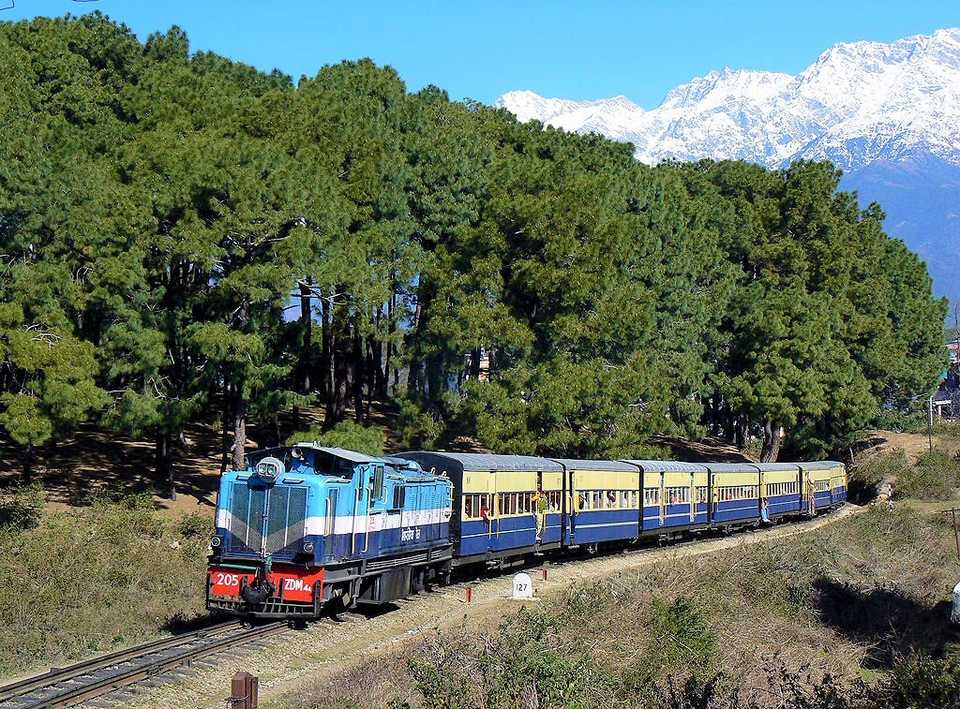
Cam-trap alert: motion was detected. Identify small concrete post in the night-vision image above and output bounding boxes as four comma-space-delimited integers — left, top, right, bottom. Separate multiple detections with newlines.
228, 671, 258, 709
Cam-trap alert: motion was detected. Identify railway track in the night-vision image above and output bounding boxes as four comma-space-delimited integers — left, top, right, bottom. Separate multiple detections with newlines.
0, 620, 288, 709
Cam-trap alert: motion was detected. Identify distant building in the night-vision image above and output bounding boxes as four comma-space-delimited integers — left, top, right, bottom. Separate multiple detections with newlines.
949, 341, 960, 366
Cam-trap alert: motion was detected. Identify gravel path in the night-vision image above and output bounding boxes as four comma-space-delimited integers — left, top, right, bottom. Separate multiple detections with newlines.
113, 505, 863, 709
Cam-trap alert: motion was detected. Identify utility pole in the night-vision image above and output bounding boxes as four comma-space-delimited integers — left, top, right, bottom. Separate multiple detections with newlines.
928, 395, 934, 454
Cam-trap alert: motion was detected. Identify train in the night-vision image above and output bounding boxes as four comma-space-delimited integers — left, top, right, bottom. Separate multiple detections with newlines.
206, 444, 846, 618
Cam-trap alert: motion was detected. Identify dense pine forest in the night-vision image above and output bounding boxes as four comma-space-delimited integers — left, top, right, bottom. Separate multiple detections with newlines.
0, 14, 947, 495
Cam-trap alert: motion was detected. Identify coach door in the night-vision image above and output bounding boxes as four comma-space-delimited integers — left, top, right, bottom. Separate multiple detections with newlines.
351, 465, 371, 556
568, 469, 579, 545
365, 464, 385, 554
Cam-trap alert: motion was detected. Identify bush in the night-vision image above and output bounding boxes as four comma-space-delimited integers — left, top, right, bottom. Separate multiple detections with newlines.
895, 450, 960, 500
0, 482, 44, 531
176, 511, 213, 539
642, 596, 718, 679
286, 420, 386, 456
873, 408, 927, 433
871, 653, 960, 708
395, 398, 444, 449
931, 420, 960, 441
848, 449, 910, 501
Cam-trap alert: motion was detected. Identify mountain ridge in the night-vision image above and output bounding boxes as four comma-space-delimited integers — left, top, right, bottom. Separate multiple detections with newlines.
496, 28, 960, 304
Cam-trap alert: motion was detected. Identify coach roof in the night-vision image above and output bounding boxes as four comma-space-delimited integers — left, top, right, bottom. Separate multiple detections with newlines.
550, 459, 640, 472
622, 460, 709, 473
799, 460, 845, 470
398, 451, 563, 472
702, 462, 761, 473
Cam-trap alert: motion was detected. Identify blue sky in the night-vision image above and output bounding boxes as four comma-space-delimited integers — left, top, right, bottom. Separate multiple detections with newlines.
3, 1, 959, 106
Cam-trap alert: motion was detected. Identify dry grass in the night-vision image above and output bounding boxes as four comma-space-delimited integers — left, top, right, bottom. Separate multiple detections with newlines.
271, 506, 960, 709
0, 496, 211, 677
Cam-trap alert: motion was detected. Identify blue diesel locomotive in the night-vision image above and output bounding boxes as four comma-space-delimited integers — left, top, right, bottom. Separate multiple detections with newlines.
206, 446, 846, 618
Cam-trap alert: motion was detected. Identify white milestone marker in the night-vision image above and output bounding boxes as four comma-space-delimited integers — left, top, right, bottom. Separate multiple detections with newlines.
512, 572, 533, 600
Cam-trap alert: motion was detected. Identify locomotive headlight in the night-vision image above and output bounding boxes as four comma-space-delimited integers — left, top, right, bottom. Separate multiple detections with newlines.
255, 456, 285, 484
302, 541, 315, 553
210, 536, 222, 549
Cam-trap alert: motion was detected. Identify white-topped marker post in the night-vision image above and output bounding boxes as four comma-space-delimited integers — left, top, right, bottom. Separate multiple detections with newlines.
512, 572, 534, 600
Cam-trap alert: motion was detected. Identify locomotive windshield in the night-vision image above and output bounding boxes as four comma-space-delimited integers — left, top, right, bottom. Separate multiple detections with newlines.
246, 447, 312, 473
244, 447, 355, 478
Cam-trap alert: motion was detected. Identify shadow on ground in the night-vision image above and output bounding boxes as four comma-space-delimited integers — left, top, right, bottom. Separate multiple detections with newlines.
811, 577, 958, 669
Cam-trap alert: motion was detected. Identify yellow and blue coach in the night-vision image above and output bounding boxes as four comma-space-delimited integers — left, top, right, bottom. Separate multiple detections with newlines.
395, 452, 565, 564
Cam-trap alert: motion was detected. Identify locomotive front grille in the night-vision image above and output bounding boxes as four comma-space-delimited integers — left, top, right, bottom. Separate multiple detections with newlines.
226, 482, 307, 559
265, 486, 307, 557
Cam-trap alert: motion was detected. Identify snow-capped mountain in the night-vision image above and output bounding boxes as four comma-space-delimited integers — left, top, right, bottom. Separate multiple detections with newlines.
497, 29, 960, 171
497, 29, 960, 303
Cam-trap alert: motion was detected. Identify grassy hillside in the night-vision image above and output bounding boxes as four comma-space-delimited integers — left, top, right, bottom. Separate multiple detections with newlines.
273, 504, 960, 709
0, 492, 210, 676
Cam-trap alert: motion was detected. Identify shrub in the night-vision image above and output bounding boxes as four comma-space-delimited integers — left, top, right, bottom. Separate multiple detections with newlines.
848, 449, 910, 501
0, 482, 44, 531
931, 420, 960, 441
895, 449, 960, 500
641, 596, 718, 680
872, 653, 960, 709
176, 511, 214, 539
395, 398, 444, 449
286, 420, 386, 456
873, 408, 927, 433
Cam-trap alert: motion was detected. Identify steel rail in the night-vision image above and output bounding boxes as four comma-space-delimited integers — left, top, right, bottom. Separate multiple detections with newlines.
0, 621, 285, 709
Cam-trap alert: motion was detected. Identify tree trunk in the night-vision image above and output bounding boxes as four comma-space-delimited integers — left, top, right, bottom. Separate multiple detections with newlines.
318, 289, 331, 401
232, 387, 247, 471
297, 279, 312, 393
469, 348, 481, 380
407, 293, 424, 397
22, 443, 33, 484
353, 326, 365, 423
760, 420, 782, 462
219, 380, 231, 475
325, 287, 349, 428
384, 338, 394, 397
156, 428, 175, 500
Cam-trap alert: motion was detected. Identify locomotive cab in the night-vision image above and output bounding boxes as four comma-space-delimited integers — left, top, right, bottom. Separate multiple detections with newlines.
207, 445, 454, 618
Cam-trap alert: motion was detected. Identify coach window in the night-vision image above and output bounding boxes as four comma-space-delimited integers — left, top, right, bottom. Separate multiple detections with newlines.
464, 495, 474, 518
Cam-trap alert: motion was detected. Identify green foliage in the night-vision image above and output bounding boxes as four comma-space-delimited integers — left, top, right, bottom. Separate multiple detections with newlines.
175, 511, 214, 539
0, 14, 946, 472
287, 420, 386, 456
395, 398, 445, 450
640, 596, 718, 681
848, 449, 911, 500
408, 609, 618, 709
877, 653, 960, 709
872, 408, 928, 433
0, 482, 44, 530
895, 449, 960, 500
